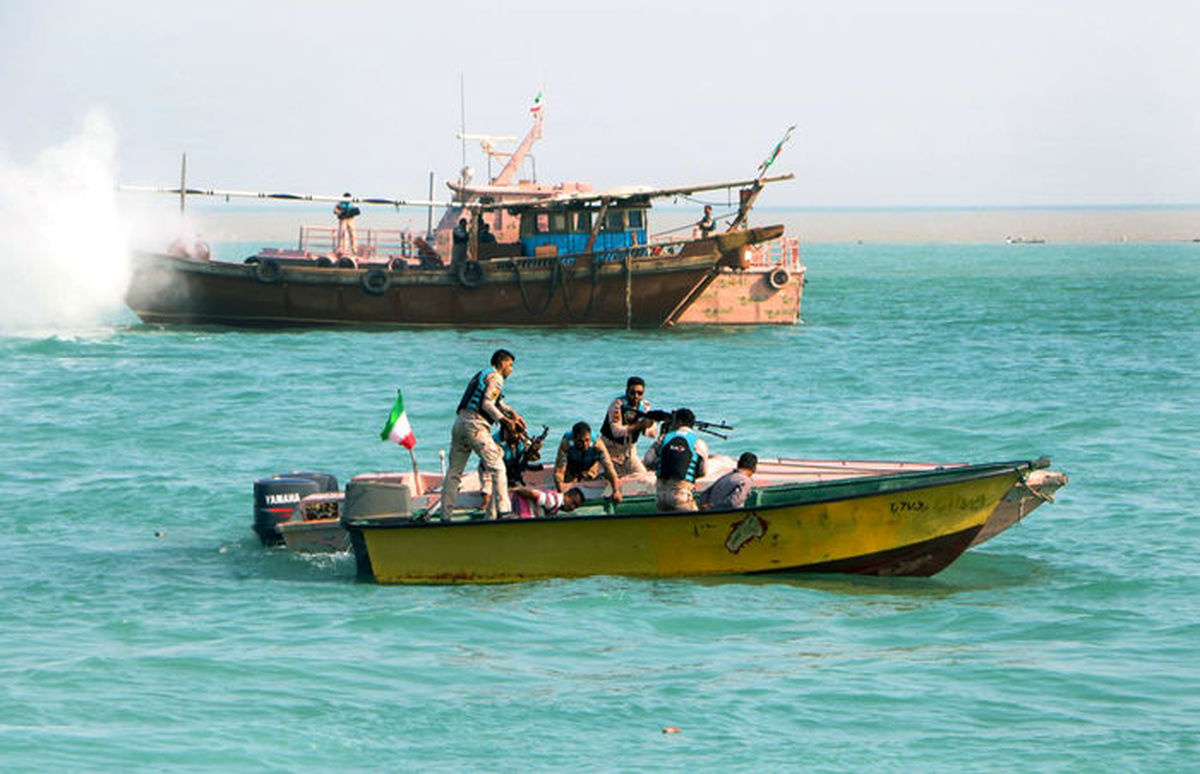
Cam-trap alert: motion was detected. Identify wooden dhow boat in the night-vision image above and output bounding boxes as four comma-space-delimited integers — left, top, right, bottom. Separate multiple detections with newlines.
436, 109, 805, 325
123, 103, 802, 328
124, 181, 786, 328
341, 460, 1036, 584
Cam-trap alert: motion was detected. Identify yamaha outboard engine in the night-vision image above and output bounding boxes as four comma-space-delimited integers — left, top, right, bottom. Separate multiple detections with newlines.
252, 471, 339, 545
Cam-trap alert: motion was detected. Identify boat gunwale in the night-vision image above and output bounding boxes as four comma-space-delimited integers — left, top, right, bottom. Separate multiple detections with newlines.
130, 223, 786, 284
342, 459, 1033, 533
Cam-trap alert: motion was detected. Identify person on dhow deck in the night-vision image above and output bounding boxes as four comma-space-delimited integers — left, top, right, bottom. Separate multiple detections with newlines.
600, 376, 659, 476
697, 205, 716, 237
334, 192, 361, 257
699, 452, 757, 510
441, 349, 525, 521
645, 408, 708, 512
553, 421, 623, 505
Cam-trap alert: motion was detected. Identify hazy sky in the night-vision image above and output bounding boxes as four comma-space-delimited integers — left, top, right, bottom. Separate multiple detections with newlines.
2, 0, 1197, 207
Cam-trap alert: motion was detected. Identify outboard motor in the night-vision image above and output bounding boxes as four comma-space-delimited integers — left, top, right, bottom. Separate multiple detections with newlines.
252, 471, 339, 545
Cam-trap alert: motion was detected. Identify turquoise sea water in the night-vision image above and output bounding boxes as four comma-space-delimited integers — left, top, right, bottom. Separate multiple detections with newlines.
2, 242, 1197, 770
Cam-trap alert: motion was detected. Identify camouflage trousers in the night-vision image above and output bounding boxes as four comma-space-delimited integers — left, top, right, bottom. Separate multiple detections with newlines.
655, 479, 697, 512
606, 441, 646, 477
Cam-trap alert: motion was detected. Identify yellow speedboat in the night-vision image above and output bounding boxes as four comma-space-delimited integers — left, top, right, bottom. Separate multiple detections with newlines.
343, 460, 1035, 584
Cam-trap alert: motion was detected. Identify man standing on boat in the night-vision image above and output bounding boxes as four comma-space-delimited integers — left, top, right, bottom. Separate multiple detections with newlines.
554, 421, 623, 504
451, 217, 469, 268
697, 205, 716, 237
645, 408, 708, 512
440, 349, 526, 521
334, 193, 360, 257
600, 376, 659, 476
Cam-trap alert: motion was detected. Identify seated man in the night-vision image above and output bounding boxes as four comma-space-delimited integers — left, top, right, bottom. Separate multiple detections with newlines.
510, 485, 585, 518
699, 452, 757, 510
553, 421, 623, 504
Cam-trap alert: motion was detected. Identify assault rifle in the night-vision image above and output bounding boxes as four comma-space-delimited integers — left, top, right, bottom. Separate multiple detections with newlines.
632, 409, 736, 440
694, 419, 735, 440
509, 424, 549, 485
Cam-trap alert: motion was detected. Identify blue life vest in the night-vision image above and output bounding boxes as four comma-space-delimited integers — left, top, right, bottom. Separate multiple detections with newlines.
601, 394, 649, 443
563, 431, 601, 478
457, 368, 502, 420
494, 427, 528, 464
491, 427, 527, 480
657, 428, 701, 483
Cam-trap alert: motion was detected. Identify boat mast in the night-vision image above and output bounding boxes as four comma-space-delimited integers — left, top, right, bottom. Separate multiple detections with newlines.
492, 107, 544, 186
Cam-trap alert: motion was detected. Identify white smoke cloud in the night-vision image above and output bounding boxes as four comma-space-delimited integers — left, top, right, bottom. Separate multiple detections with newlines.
0, 111, 131, 331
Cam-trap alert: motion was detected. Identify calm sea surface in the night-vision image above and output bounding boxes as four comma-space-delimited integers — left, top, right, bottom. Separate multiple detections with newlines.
1, 242, 1197, 771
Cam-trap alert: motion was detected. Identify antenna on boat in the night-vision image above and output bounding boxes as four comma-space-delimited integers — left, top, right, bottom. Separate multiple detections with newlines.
459, 72, 467, 171
179, 152, 187, 215
426, 171, 435, 238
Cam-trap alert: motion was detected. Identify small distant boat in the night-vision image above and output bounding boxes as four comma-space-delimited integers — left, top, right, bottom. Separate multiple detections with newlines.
342, 460, 1034, 584
1005, 236, 1046, 244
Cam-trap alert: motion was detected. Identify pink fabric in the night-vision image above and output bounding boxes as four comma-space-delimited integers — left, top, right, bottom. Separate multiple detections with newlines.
514, 495, 537, 519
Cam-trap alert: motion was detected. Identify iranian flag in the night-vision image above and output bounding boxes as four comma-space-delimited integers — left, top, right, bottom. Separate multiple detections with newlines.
530, 90, 544, 114
757, 124, 796, 176
380, 389, 417, 449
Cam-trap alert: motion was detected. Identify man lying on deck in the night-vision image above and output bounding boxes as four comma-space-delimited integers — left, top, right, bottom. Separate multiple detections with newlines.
510, 486, 585, 518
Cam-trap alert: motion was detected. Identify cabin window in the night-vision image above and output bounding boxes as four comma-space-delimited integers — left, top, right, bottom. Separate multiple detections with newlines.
575, 211, 591, 232
626, 210, 644, 229
536, 213, 550, 233
550, 212, 569, 233
605, 210, 624, 232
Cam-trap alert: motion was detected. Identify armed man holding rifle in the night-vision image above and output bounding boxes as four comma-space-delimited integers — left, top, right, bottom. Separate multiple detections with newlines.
480, 422, 548, 515
600, 376, 660, 476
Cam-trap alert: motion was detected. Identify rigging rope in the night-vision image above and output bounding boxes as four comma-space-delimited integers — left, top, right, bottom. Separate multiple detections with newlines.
508, 258, 560, 316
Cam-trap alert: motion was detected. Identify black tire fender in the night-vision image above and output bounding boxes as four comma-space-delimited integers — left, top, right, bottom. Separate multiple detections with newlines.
457, 259, 484, 288
255, 258, 282, 283
361, 267, 391, 295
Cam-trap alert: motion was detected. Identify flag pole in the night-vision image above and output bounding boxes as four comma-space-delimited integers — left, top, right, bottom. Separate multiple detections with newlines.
408, 447, 423, 496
